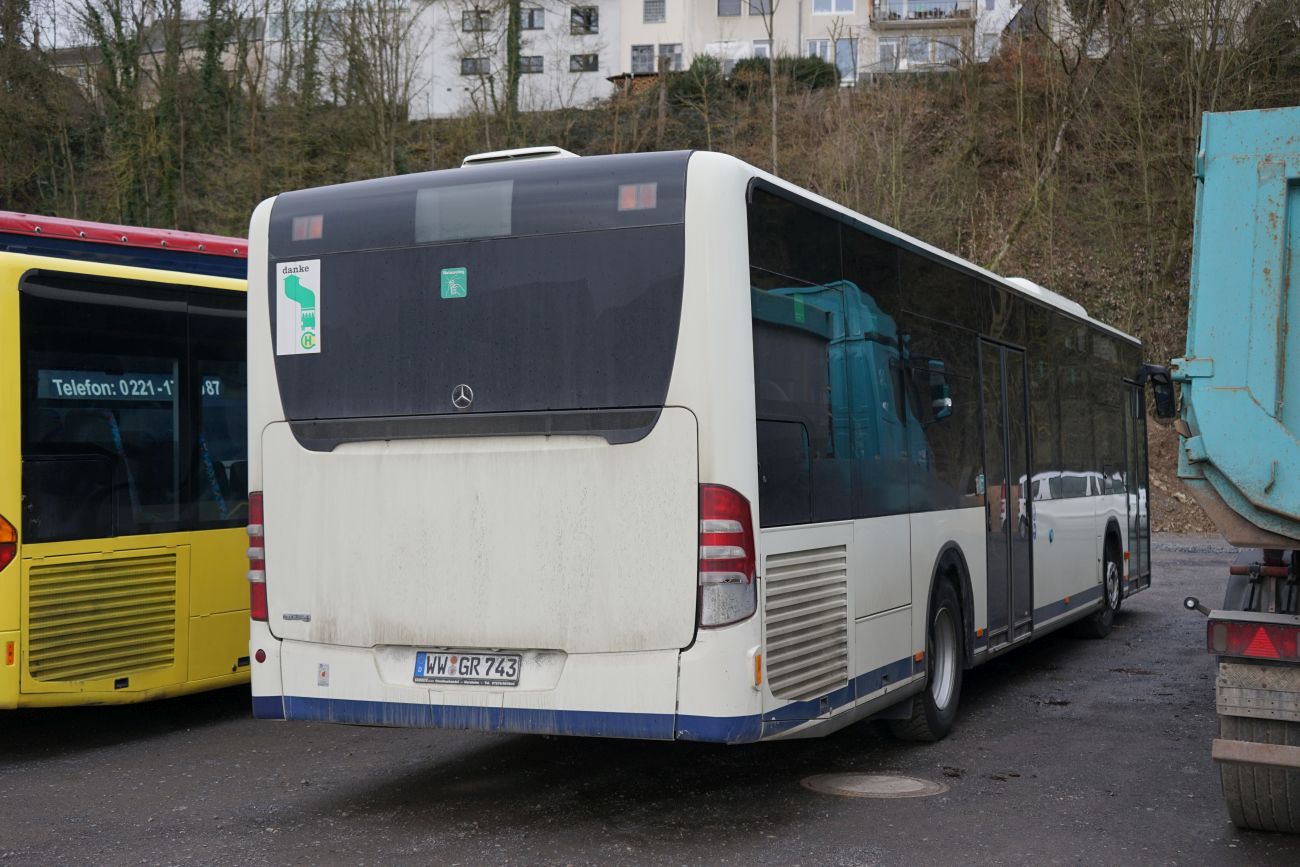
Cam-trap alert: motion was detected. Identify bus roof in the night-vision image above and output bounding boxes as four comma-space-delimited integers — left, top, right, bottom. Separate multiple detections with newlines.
0, 211, 247, 280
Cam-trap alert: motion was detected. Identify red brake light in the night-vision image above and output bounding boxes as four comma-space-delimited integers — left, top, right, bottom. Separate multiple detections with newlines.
1208, 619, 1299, 662
0, 513, 15, 574
698, 484, 757, 628
248, 492, 267, 622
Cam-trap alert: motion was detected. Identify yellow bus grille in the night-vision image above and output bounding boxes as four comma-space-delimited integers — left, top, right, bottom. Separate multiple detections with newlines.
27, 553, 178, 683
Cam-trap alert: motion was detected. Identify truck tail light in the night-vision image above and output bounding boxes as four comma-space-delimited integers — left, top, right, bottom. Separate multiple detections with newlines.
0, 513, 15, 573
1208, 619, 1299, 662
698, 484, 757, 628
248, 491, 267, 622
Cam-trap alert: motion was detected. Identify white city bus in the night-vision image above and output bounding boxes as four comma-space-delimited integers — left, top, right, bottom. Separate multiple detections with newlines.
246, 149, 1167, 742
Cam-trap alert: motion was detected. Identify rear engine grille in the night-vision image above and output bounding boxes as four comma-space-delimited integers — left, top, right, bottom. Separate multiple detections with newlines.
27, 552, 178, 682
764, 545, 849, 701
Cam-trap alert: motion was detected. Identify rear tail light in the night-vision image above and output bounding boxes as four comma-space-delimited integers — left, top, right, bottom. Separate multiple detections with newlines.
698, 485, 757, 628
248, 491, 268, 622
0, 513, 15, 573
1208, 618, 1299, 662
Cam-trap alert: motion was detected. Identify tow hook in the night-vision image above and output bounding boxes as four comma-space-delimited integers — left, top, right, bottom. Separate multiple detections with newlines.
1184, 596, 1210, 616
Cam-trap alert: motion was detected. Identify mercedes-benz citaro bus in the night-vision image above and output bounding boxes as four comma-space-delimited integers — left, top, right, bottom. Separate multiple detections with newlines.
0, 211, 249, 709
247, 147, 1173, 742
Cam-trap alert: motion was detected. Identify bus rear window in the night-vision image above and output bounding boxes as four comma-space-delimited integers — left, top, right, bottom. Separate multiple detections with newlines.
267, 225, 684, 423
266, 153, 689, 427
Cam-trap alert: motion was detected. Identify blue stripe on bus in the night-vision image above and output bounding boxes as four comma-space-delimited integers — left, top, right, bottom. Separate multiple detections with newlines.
277, 695, 678, 740
262, 655, 918, 744
1033, 584, 1104, 624
252, 695, 286, 719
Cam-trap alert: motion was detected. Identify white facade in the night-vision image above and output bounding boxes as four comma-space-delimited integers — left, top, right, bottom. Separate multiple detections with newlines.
416, 0, 622, 117
264, 0, 621, 120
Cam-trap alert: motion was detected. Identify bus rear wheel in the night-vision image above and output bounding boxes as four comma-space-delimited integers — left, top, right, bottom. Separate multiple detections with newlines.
890, 580, 963, 742
1076, 535, 1121, 639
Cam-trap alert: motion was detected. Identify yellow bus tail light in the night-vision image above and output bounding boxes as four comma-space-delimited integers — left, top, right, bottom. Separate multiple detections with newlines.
0, 513, 16, 573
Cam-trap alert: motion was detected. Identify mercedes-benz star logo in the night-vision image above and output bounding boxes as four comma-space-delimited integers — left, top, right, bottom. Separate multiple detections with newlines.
452, 383, 474, 410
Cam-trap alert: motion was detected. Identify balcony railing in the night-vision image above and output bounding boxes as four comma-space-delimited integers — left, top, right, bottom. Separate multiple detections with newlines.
872, 0, 975, 24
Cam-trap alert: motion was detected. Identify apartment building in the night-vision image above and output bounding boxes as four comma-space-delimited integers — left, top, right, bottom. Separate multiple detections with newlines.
415, 0, 622, 117
263, 0, 621, 119
616, 0, 1020, 80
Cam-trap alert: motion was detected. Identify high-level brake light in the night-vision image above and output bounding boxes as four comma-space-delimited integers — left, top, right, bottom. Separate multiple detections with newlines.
1208, 619, 1299, 662
0, 513, 15, 574
698, 485, 757, 628
248, 492, 268, 622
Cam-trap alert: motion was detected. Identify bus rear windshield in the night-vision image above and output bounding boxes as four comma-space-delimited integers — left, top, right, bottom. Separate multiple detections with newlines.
266, 153, 688, 424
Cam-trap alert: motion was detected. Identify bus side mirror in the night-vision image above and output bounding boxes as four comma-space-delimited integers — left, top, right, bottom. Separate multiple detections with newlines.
928, 359, 952, 420
1140, 363, 1176, 420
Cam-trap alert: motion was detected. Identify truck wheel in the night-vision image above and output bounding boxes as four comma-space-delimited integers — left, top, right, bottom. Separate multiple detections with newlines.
1219, 714, 1300, 833
890, 580, 963, 742
1075, 536, 1121, 639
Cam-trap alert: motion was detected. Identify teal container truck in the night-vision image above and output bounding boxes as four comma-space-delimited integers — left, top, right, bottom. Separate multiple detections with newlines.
1174, 106, 1300, 834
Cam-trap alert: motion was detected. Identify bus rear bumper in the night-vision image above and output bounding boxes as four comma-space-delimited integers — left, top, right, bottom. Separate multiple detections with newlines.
252, 633, 768, 742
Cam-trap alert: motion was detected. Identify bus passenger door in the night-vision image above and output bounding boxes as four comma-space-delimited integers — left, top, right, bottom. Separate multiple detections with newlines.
1125, 384, 1151, 591
980, 342, 1033, 648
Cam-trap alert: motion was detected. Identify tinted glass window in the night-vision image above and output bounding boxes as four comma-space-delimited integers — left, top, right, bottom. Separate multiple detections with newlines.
901, 252, 989, 334
903, 316, 982, 512
269, 151, 688, 257
268, 155, 688, 423
748, 188, 841, 287
751, 285, 852, 526
270, 226, 683, 420
20, 275, 247, 542
1026, 304, 1060, 501
1056, 318, 1094, 495
987, 285, 1025, 345
842, 229, 909, 517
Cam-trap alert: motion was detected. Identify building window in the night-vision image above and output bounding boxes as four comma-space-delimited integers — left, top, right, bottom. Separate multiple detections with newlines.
461, 56, 490, 75
659, 43, 683, 70
878, 38, 900, 68
570, 6, 598, 33
644, 0, 666, 22
753, 39, 772, 58
834, 38, 856, 79
807, 38, 831, 61
812, 0, 853, 12
934, 39, 960, 64
718, 0, 742, 13
462, 9, 491, 31
748, 0, 771, 14
570, 53, 599, 72
520, 55, 544, 73
631, 44, 656, 73
520, 7, 545, 29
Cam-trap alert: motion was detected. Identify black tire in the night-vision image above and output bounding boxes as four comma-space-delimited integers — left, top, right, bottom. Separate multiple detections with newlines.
1075, 534, 1121, 639
890, 580, 964, 742
1219, 714, 1300, 833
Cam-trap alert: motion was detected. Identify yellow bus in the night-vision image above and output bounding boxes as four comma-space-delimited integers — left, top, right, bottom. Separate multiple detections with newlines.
0, 211, 249, 708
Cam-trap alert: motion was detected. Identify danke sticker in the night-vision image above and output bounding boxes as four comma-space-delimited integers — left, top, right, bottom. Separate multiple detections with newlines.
277, 259, 321, 355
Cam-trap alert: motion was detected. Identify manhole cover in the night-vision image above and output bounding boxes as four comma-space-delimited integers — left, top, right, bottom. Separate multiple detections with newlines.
801, 773, 949, 799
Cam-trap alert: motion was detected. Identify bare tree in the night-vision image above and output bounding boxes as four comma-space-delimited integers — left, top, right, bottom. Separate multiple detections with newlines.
331, 0, 428, 175
750, 0, 781, 173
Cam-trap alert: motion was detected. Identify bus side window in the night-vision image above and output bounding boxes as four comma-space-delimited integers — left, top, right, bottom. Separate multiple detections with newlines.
756, 419, 812, 526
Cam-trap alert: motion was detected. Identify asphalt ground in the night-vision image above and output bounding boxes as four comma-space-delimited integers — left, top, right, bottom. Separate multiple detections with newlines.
2, 534, 1299, 866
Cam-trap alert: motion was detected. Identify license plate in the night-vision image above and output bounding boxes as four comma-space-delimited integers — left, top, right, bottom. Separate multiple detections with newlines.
414, 651, 521, 687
